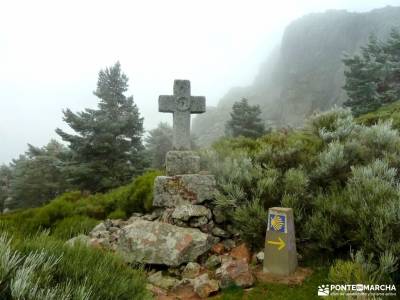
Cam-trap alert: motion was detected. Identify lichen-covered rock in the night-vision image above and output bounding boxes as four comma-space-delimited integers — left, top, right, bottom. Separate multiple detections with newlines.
212, 207, 226, 224
167, 266, 182, 277
159, 208, 174, 223
211, 243, 225, 255
216, 258, 254, 288
189, 216, 209, 228
142, 209, 162, 221
148, 271, 180, 290
172, 204, 212, 221
110, 219, 129, 228
90, 237, 111, 249
193, 273, 219, 298
116, 220, 213, 266
66, 234, 91, 247
211, 227, 231, 238
166, 151, 200, 176
223, 239, 236, 251
91, 222, 107, 233
89, 230, 110, 239
182, 262, 202, 279
146, 283, 168, 298
199, 220, 215, 234
205, 255, 221, 269
173, 219, 188, 227
230, 243, 251, 263
153, 175, 216, 207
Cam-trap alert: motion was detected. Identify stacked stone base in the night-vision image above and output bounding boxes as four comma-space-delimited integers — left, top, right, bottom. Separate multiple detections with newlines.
153, 150, 223, 237
66, 149, 261, 298
153, 174, 216, 207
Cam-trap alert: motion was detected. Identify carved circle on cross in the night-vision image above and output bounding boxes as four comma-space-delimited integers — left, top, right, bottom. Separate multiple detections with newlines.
176, 96, 191, 112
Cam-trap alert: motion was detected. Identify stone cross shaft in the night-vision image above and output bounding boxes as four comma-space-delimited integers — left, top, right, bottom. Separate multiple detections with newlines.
159, 80, 206, 150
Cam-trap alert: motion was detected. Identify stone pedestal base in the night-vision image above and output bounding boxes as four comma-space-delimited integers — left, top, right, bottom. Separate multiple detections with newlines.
153, 174, 216, 208
254, 266, 312, 285
166, 151, 200, 176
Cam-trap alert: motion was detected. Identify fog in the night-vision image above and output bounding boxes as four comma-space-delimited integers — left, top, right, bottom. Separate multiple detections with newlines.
1, 0, 399, 163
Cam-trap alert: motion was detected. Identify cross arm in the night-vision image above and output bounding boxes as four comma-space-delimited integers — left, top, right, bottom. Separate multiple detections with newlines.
159, 95, 176, 112
190, 96, 206, 113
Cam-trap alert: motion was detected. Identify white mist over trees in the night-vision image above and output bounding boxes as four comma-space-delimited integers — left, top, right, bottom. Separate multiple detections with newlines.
193, 6, 400, 146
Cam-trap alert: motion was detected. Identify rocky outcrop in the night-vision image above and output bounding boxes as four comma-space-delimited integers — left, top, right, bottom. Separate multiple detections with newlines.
182, 262, 202, 279
216, 257, 255, 288
171, 204, 212, 221
193, 274, 219, 298
116, 220, 213, 266
143, 241, 258, 298
148, 271, 180, 290
230, 243, 251, 263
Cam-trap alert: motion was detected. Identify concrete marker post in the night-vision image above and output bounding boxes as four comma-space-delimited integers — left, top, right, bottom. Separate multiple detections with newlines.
263, 207, 298, 276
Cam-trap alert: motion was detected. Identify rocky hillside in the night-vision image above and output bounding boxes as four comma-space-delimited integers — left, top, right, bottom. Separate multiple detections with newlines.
193, 6, 400, 146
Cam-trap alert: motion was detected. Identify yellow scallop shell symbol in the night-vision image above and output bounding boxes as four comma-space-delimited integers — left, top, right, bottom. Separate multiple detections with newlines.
271, 215, 284, 231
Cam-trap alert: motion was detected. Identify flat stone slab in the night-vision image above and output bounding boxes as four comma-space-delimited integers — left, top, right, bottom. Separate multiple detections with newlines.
172, 204, 212, 221
116, 220, 213, 266
153, 174, 216, 208
254, 266, 313, 285
166, 151, 200, 176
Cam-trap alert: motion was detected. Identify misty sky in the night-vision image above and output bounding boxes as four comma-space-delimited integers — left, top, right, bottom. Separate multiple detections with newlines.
1, 0, 399, 164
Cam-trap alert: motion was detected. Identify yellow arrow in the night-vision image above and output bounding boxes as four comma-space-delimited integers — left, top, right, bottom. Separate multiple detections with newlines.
267, 237, 286, 250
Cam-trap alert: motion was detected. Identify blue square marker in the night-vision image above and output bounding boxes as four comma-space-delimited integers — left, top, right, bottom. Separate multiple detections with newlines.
269, 213, 286, 233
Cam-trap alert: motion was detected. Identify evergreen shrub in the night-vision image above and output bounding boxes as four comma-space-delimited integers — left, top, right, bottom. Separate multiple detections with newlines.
204, 105, 400, 278
0, 170, 161, 238
0, 233, 150, 300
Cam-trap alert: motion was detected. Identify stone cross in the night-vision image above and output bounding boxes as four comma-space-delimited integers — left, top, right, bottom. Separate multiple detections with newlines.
159, 80, 206, 150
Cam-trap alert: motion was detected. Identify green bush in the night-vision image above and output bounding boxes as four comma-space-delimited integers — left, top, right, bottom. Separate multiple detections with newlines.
328, 259, 369, 285
306, 160, 400, 260
232, 200, 268, 249
0, 232, 150, 300
118, 170, 162, 214
0, 233, 92, 300
283, 168, 309, 195
52, 215, 99, 240
0, 170, 162, 238
329, 251, 397, 285
107, 209, 127, 220
204, 106, 400, 278
255, 130, 322, 171
357, 100, 400, 130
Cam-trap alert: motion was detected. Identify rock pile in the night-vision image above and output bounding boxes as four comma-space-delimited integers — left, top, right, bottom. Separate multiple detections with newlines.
66, 80, 264, 298
145, 242, 257, 299
67, 206, 261, 298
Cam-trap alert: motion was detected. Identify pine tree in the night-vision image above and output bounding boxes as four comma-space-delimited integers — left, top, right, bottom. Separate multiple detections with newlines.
225, 98, 265, 138
56, 62, 146, 192
0, 165, 13, 212
145, 122, 173, 169
343, 28, 400, 115
145, 122, 198, 169
382, 28, 400, 102
7, 140, 70, 209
